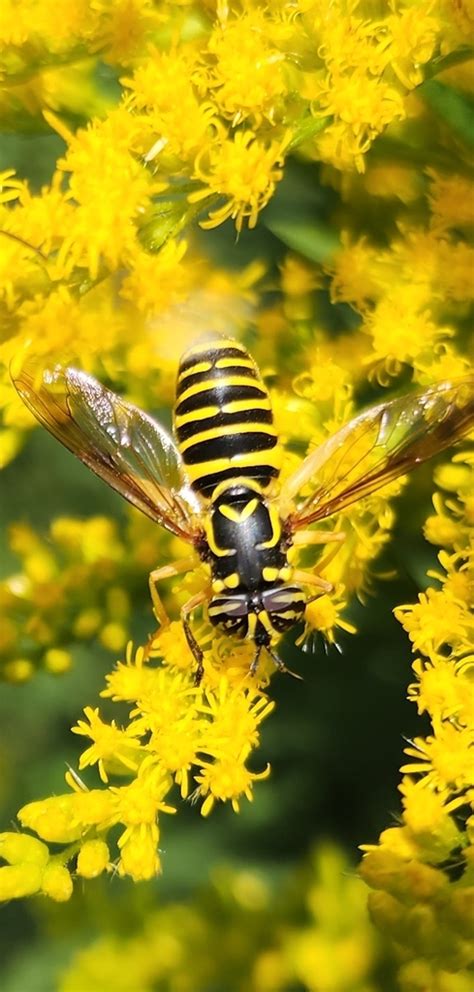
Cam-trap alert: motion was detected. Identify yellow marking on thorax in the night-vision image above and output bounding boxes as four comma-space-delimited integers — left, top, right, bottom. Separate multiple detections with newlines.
204, 519, 234, 558
219, 499, 259, 523
262, 566, 279, 582
256, 504, 282, 549
211, 478, 265, 501
262, 565, 292, 583
224, 572, 240, 589
211, 573, 240, 592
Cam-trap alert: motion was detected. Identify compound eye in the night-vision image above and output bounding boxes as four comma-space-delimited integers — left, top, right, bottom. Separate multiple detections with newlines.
208, 595, 249, 638
261, 586, 306, 633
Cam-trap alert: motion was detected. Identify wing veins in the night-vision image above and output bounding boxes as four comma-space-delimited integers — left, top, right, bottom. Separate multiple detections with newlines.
285, 378, 474, 530
13, 362, 202, 543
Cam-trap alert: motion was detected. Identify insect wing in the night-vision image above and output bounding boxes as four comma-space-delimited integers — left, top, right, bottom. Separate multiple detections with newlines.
281, 378, 474, 530
12, 361, 202, 542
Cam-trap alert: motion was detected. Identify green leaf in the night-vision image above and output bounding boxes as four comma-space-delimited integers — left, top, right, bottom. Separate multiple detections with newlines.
263, 216, 339, 263
420, 79, 474, 149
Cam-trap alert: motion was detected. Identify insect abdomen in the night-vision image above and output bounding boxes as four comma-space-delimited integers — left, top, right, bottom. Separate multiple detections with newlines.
174, 337, 282, 498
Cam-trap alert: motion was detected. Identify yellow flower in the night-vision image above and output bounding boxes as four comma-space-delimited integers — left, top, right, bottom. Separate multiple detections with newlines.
327, 234, 388, 311
120, 239, 189, 315
395, 588, 470, 657
76, 839, 110, 879
435, 240, 474, 303
198, 678, 275, 758
189, 129, 288, 231
205, 10, 287, 125
427, 170, 474, 232
402, 725, 474, 792
304, 589, 356, 643
112, 770, 176, 880
123, 49, 217, 163
53, 109, 165, 279
196, 755, 271, 817
424, 494, 466, 548
41, 863, 73, 902
385, 4, 440, 89
0, 833, 46, 899
364, 451, 473, 981
364, 290, 452, 372
399, 777, 466, 853
408, 657, 473, 723
102, 641, 165, 702
93, 0, 160, 64
313, 70, 406, 172
72, 706, 143, 783
0, 169, 25, 203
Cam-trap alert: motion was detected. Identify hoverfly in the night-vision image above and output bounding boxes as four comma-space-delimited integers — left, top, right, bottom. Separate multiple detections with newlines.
12, 338, 474, 682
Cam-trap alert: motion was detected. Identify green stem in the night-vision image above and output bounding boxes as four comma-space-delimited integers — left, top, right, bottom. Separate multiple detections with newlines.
287, 115, 332, 153
2, 45, 100, 86
423, 47, 474, 82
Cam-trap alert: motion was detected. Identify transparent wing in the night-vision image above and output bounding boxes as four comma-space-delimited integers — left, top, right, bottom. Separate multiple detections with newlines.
12, 360, 203, 543
281, 378, 474, 531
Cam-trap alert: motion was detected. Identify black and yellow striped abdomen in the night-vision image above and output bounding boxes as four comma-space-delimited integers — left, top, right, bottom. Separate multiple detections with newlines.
174, 337, 282, 499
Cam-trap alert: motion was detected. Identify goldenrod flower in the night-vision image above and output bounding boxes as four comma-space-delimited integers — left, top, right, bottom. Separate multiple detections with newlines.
112, 770, 176, 880
0, 10, 473, 977
72, 706, 143, 783
204, 10, 287, 125
76, 839, 110, 879
395, 588, 471, 658
362, 457, 474, 987
195, 756, 271, 817
189, 129, 288, 230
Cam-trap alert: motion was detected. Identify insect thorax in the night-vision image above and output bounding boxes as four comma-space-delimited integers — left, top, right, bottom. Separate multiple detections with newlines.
204, 481, 307, 644
205, 481, 289, 593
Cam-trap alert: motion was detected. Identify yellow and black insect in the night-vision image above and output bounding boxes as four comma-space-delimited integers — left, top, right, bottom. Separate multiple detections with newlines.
12, 338, 474, 682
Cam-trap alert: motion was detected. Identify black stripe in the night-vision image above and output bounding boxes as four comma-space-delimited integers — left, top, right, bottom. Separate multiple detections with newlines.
177, 363, 257, 392
183, 431, 278, 466
193, 464, 279, 497
176, 407, 273, 442
179, 346, 247, 375
175, 384, 267, 417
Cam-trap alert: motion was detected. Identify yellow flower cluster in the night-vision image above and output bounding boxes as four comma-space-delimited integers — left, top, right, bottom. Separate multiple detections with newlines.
327, 170, 474, 384
0, 0, 472, 955
361, 455, 474, 991
0, 335, 412, 891
3, 634, 274, 886
0, 510, 172, 680
56, 846, 380, 992
0, 0, 471, 466
5, 334, 455, 900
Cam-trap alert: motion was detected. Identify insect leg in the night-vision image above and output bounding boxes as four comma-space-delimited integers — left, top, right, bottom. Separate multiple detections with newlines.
149, 557, 197, 627
250, 645, 262, 676
180, 589, 210, 686
291, 568, 333, 593
311, 539, 345, 575
266, 646, 304, 681
292, 529, 345, 546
